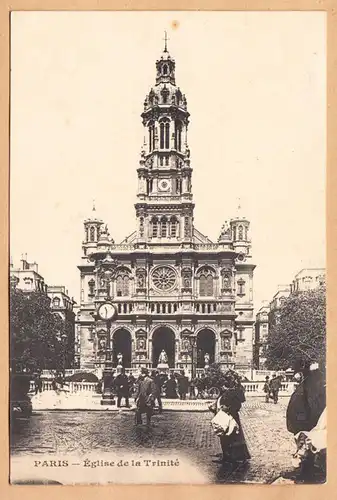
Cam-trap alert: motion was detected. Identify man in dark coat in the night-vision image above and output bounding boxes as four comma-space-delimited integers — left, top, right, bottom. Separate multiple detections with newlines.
270, 374, 282, 404
134, 368, 157, 425
114, 368, 130, 408
177, 370, 189, 400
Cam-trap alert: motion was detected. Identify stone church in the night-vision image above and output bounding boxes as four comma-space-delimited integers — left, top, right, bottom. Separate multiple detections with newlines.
77, 42, 255, 374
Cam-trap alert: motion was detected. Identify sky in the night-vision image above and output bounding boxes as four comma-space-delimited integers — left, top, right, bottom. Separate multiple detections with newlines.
10, 11, 326, 312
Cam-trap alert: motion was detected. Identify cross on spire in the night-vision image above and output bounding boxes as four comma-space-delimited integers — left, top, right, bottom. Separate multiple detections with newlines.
163, 31, 169, 52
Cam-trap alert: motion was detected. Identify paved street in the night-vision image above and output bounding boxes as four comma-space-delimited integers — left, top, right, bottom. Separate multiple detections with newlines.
11, 397, 296, 484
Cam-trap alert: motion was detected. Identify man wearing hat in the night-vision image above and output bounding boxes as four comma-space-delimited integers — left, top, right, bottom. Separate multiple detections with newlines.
134, 368, 157, 426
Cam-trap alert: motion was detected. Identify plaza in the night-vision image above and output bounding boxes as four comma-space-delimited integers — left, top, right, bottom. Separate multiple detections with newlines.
11, 397, 297, 484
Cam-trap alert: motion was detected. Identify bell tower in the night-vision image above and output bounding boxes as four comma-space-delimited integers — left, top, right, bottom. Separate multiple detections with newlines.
135, 36, 194, 247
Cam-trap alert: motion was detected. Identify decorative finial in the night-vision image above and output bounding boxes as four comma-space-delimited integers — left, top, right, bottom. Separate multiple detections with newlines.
163, 31, 169, 52
237, 197, 241, 211
92, 199, 96, 212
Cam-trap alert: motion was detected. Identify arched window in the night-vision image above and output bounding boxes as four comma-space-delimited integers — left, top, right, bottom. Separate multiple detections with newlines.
165, 122, 170, 149
52, 297, 60, 307
90, 226, 95, 242
161, 216, 168, 237
170, 217, 178, 237
149, 122, 155, 152
163, 64, 168, 75
206, 275, 213, 296
175, 121, 182, 151
160, 122, 165, 149
116, 274, 130, 297
152, 217, 158, 237
238, 225, 244, 241
85, 227, 89, 242
123, 276, 130, 296
200, 276, 207, 297
199, 268, 215, 297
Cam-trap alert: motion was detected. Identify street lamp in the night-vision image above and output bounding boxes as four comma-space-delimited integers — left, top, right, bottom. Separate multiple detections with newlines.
94, 254, 119, 405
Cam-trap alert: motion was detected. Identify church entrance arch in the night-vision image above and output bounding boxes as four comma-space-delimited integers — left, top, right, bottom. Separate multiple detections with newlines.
113, 328, 132, 368
152, 327, 175, 368
197, 329, 215, 368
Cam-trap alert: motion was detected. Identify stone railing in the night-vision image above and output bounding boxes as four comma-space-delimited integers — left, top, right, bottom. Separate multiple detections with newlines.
242, 381, 296, 395
30, 380, 99, 393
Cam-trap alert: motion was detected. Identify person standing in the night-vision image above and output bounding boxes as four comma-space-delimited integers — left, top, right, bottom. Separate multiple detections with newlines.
151, 370, 163, 413
270, 373, 282, 404
165, 372, 178, 399
209, 370, 250, 464
263, 376, 271, 403
177, 370, 189, 400
134, 368, 157, 426
114, 368, 130, 408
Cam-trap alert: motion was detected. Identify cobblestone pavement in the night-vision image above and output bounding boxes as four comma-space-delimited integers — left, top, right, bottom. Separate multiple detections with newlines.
11, 397, 296, 484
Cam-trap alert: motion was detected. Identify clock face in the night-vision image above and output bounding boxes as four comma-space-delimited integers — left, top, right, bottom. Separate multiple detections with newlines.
98, 302, 117, 321
158, 179, 170, 192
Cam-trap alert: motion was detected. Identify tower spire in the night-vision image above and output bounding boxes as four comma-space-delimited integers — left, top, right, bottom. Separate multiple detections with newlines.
163, 31, 169, 53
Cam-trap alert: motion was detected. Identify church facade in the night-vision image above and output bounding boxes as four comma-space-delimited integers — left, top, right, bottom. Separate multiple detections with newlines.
77, 43, 255, 374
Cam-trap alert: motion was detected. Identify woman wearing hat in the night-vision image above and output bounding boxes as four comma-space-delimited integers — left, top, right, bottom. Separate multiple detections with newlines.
209, 370, 250, 463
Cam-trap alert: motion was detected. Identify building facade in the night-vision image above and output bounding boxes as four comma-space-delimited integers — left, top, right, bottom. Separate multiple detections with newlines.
77, 44, 256, 373
290, 268, 325, 293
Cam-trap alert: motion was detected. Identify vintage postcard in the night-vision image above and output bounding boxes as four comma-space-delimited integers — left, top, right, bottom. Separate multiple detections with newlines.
9, 10, 326, 485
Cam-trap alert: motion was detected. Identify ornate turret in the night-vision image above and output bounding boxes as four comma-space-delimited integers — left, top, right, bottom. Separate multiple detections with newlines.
82, 201, 105, 256
230, 203, 252, 258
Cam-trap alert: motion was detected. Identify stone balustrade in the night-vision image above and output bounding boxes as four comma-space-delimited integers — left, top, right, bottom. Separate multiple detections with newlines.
30, 379, 296, 396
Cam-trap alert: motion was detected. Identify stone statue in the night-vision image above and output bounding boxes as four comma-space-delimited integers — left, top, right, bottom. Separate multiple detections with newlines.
158, 350, 168, 365
183, 339, 190, 351
137, 338, 145, 350
137, 271, 145, 288
99, 339, 106, 350
117, 352, 123, 366
204, 353, 210, 366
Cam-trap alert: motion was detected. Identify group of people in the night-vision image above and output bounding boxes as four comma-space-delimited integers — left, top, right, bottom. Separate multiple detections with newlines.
263, 373, 282, 403
111, 368, 192, 409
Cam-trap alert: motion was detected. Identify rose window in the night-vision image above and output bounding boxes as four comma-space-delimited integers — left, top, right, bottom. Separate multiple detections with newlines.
152, 266, 177, 291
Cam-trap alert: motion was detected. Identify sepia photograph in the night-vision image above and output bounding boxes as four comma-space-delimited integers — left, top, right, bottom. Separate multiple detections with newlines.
9, 10, 326, 485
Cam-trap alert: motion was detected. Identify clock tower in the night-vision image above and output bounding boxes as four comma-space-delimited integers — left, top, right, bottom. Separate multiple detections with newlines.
135, 41, 194, 247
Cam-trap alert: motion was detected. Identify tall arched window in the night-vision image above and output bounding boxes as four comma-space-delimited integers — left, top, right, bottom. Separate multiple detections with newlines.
152, 217, 158, 237
161, 216, 168, 237
139, 217, 144, 238
175, 121, 182, 151
116, 273, 130, 297
90, 226, 95, 242
159, 119, 170, 150
199, 268, 214, 297
170, 217, 178, 237
165, 122, 170, 149
149, 122, 155, 152
85, 227, 89, 242
200, 275, 207, 297
238, 225, 244, 241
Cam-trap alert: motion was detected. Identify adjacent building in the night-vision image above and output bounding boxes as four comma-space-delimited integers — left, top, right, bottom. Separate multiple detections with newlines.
10, 256, 76, 368
253, 268, 325, 369
77, 43, 256, 374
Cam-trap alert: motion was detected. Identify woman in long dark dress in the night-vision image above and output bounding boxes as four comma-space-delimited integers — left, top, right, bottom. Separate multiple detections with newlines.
210, 370, 250, 463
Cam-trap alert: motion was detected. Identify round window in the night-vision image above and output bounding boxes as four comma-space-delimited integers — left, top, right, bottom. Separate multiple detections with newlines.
152, 266, 177, 291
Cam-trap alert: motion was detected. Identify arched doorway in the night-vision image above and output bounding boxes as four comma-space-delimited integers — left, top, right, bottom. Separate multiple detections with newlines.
197, 329, 215, 367
113, 329, 132, 367
152, 327, 175, 368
